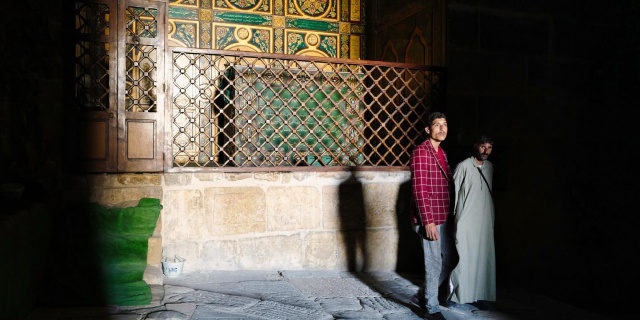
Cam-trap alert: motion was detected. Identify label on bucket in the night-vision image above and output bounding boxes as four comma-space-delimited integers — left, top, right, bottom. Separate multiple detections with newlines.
162, 261, 184, 277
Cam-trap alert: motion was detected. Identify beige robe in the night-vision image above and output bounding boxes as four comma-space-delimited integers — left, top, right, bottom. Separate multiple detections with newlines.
450, 156, 496, 303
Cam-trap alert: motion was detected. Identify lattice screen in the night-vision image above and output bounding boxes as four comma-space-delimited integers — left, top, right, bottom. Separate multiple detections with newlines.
125, 5, 159, 113
170, 49, 446, 169
74, 1, 111, 111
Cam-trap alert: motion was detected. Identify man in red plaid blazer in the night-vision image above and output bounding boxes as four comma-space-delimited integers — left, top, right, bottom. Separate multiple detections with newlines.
410, 112, 456, 320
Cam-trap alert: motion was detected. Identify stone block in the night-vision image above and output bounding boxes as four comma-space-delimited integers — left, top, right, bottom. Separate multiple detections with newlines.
335, 230, 366, 271
152, 215, 162, 236
165, 303, 197, 317
236, 235, 304, 269
89, 187, 163, 207
201, 239, 239, 270
143, 264, 164, 286
317, 171, 350, 180
293, 171, 316, 181
225, 172, 252, 181
364, 228, 399, 271
147, 236, 163, 266
266, 186, 321, 232
304, 232, 337, 269
335, 228, 399, 271
87, 174, 161, 188
162, 189, 204, 239
280, 171, 318, 183
203, 187, 266, 236
254, 172, 281, 182
163, 173, 192, 186
363, 183, 399, 228
377, 171, 411, 181
194, 172, 224, 182
322, 185, 366, 230
149, 284, 165, 306
116, 174, 162, 186
353, 171, 377, 181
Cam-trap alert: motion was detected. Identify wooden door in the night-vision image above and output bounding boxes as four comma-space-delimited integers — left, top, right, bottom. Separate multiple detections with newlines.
117, 0, 165, 172
73, 0, 119, 172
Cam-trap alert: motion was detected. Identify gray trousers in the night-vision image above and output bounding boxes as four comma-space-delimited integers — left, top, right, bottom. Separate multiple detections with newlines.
416, 221, 457, 314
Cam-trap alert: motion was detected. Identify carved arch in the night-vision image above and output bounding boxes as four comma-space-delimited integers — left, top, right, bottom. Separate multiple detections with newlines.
380, 40, 399, 62
404, 26, 429, 65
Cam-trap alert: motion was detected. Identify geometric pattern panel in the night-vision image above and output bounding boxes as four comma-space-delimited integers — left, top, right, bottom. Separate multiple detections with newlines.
168, 0, 364, 59
126, 5, 159, 112
74, 2, 111, 111
170, 48, 446, 168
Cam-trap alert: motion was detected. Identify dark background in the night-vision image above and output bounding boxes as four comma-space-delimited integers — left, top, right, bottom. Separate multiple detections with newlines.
1, 0, 638, 317
442, 1, 639, 313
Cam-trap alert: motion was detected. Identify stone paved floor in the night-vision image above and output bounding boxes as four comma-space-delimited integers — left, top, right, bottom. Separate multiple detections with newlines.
29, 271, 607, 320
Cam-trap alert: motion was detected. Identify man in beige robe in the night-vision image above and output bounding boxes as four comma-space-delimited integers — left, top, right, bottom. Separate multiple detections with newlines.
449, 135, 496, 304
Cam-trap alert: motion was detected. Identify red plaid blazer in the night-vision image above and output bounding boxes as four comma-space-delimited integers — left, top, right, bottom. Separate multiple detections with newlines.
410, 139, 453, 226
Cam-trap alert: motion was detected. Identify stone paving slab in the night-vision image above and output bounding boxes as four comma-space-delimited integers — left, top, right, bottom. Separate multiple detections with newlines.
190, 305, 264, 320
162, 290, 259, 312
383, 312, 424, 320
317, 297, 363, 313
258, 292, 323, 310
144, 310, 189, 320
290, 277, 380, 298
28, 271, 606, 320
358, 296, 405, 314
244, 300, 333, 320
332, 310, 384, 319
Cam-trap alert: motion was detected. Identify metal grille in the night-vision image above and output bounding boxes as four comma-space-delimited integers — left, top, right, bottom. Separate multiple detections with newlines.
74, 2, 110, 111
125, 6, 158, 39
125, 44, 158, 112
170, 49, 446, 169
75, 1, 110, 36
125, 5, 158, 112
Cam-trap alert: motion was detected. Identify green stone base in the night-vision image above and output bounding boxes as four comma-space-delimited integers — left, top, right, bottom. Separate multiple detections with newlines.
49, 198, 161, 306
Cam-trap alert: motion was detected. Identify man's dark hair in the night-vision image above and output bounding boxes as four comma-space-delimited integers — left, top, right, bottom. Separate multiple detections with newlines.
475, 134, 494, 145
427, 112, 447, 127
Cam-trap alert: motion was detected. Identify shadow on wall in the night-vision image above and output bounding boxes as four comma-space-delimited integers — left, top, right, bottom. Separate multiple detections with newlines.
337, 170, 368, 271
334, 170, 425, 315
395, 179, 424, 274
335, 168, 424, 274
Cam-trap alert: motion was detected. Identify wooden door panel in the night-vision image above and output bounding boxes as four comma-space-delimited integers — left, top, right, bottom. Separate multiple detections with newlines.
117, 0, 165, 172
74, 0, 118, 172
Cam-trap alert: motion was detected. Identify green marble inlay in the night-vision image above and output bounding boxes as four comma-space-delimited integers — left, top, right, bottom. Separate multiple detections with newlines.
216, 26, 238, 49
318, 35, 337, 57
174, 21, 198, 47
250, 29, 270, 52
170, 0, 198, 7
286, 18, 338, 32
213, 12, 272, 25
169, 6, 199, 20
287, 32, 307, 54
226, 66, 364, 166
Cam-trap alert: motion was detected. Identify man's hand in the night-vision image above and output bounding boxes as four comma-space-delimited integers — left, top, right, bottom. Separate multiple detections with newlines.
425, 223, 439, 240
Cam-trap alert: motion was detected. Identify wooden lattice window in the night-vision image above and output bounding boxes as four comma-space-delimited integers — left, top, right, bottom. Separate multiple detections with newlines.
168, 48, 446, 170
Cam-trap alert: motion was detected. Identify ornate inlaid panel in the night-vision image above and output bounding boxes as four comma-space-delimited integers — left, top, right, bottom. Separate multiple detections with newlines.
168, 0, 364, 58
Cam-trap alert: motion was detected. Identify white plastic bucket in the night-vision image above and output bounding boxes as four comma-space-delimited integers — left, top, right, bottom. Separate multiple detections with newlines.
162, 260, 184, 277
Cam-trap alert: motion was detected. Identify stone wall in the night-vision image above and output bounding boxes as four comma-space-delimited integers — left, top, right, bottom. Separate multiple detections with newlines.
160, 170, 413, 272
78, 170, 419, 273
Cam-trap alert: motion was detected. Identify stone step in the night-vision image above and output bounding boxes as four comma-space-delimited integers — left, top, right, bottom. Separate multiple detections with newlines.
143, 264, 164, 286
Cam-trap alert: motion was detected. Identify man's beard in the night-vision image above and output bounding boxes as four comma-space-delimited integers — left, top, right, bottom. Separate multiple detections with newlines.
475, 150, 489, 161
